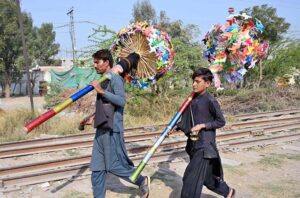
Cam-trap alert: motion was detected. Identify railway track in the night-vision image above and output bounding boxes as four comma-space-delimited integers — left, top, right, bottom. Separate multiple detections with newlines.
0, 115, 299, 158
1, 108, 299, 152
1, 131, 299, 190
234, 108, 300, 121
0, 109, 300, 190
1, 120, 299, 177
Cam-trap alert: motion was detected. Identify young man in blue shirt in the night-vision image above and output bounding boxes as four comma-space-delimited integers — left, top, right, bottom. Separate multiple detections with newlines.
84, 49, 150, 198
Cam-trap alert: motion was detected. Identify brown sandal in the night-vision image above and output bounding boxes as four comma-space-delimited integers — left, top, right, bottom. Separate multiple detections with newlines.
140, 176, 150, 198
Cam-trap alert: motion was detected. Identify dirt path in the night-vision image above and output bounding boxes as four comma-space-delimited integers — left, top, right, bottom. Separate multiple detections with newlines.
2, 140, 300, 198
0, 96, 45, 111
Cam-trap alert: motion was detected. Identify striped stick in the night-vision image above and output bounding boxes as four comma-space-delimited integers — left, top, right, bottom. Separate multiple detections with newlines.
24, 69, 121, 133
129, 92, 195, 182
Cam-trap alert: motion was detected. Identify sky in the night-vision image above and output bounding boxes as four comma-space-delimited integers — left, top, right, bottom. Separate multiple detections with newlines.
20, 0, 300, 59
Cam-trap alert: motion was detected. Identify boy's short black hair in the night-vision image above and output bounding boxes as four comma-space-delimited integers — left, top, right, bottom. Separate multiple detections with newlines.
92, 49, 114, 67
192, 67, 214, 83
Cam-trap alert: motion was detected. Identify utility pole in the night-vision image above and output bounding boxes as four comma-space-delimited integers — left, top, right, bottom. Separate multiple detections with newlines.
67, 7, 76, 65
16, 0, 34, 113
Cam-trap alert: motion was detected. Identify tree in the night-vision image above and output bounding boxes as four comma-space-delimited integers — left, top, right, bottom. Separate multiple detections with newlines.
245, 39, 300, 87
157, 11, 206, 69
133, 6, 205, 91
132, 0, 156, 24
31, 23, 60, 66
240, 4, 290, 86
156, 12, 206, 90
0, 0, 25, 97
241, 4, 290, 44
0, 0, 60, 97
167, 21, 204, 70
132, 3, 205, 76
263, 39, 300, 82
78, 25, 117, 67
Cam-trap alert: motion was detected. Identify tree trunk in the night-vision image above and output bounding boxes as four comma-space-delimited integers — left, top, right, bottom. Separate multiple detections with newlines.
4, 81, 10, 98
258, 61, 263, 88
31, 72, 36, 95
0, 83, 3, 97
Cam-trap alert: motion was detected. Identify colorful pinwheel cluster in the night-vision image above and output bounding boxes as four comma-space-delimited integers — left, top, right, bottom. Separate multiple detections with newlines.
203, 12, 268, 88
112, 21, 174, 88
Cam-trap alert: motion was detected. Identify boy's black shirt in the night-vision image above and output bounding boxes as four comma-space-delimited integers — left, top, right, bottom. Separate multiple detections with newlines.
177, 92, 226, 158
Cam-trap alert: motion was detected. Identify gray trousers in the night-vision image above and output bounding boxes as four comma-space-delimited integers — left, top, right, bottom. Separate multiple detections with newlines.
90, 130, 144, 198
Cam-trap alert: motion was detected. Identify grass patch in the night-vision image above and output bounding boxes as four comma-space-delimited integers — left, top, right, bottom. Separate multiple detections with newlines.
224, 114, 238, 123
285, 153, 300, 161
257, 153, 284, 169
251, 180, 300, 198
223, 164, 247, 176
0, 108, 83, 143
62, 190, 91, 198
124, 92, 185, 127
257, 153, 300, 170
65, 149, 81, 156
219, 87, 300, 115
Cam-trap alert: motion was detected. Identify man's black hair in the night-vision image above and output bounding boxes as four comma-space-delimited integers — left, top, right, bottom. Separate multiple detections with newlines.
192, 67, 214, 83
92, 49, 114, 67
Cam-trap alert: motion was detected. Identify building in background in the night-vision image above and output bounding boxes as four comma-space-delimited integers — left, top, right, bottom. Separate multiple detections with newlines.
4, 65, 70, 96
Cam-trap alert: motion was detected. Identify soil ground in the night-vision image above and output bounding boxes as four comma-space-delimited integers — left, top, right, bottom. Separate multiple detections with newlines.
1, 140, 300, 198
0, 96, 45, 111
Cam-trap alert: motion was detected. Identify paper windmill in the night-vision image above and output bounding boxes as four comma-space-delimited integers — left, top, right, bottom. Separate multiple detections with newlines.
111, 21, 174, 88
203, 9, 268, 89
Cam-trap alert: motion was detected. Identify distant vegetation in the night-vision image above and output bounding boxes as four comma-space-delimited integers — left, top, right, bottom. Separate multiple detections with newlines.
1, 86, 299, 143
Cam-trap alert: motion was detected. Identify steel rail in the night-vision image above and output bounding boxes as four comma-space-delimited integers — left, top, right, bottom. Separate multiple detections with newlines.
0, 131, 183, 158
1, 132, 299, 189
1, 117, 299, 159
219, 115, 300, 131
0, 118, 299, 158
236, 108, 300, 121
1, 115, 299, 156
221, 132, 300, 149
0, 126, 165, 151
1, 121, 299, 178
0, 149, 187, 189
2, 109, 299, 151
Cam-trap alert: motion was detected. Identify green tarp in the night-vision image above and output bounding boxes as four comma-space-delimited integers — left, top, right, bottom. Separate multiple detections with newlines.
50, 66, 100, 88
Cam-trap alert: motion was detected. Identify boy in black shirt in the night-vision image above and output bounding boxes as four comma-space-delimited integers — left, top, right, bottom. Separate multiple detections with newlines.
179, 67, 235, 198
